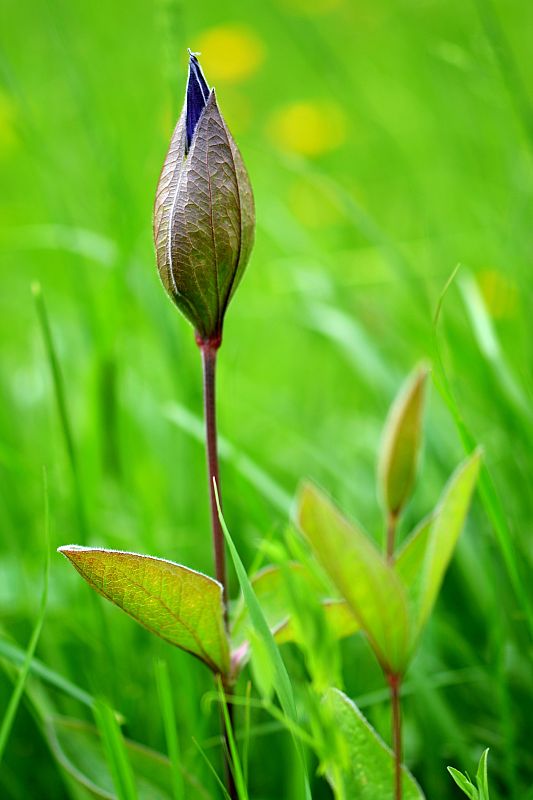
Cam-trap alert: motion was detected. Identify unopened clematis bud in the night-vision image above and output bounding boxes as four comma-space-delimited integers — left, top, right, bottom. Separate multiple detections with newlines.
154, 51, 255, 346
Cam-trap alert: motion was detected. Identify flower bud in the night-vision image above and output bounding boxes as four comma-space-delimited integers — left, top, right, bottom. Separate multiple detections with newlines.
154, 51, 255, 345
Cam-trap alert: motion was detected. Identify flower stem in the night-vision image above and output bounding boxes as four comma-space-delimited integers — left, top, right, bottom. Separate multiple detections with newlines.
386, 510, 398, 563
387, 672, 403, 800
200, 340, 228, 614
199, 338, 236, 800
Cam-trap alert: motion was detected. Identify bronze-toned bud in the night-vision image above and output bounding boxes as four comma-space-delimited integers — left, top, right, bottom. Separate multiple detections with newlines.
153, 52, 255, 345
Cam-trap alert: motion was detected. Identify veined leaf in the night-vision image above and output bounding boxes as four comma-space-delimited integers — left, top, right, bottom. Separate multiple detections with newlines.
322, 689, 425, 799
295, 483, 410, 673
58, 547, 229, 676
378, 365, 429, 520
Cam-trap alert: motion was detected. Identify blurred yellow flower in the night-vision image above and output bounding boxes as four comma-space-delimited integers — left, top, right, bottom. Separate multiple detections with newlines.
268, 101, 346, 156
477, 269, 517, 319
192, 25, 265, 82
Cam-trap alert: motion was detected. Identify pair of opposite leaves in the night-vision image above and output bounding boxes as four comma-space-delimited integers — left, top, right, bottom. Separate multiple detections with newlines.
60, 367, 480, 679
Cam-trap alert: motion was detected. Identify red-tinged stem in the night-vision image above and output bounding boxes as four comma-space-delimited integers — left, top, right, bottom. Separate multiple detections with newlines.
387, 672, 403, 800
386, 510, 399, 563
199, 340, 228, 615
198, 337, 236, 800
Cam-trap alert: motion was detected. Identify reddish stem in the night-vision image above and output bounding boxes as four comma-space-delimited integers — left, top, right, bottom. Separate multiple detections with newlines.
198, 337, 236, 799
387, 672, 403, 800
386, 510, 398, 563
199, 340, 228, 619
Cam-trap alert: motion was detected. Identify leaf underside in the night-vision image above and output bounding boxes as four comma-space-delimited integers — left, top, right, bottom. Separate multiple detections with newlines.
59, 546, 229, 675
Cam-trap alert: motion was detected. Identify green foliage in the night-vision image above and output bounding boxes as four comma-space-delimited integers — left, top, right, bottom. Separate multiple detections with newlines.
296, 482, 410, 673
295, 446, 480, 674
409, 452, 481, 640
1, 0, 532, 796
448, 749, 491, 800
58, 547, 229, 676
321, 689, 424, 799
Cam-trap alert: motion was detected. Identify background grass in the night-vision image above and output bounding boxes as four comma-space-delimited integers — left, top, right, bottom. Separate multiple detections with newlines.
0, 0, 532, 797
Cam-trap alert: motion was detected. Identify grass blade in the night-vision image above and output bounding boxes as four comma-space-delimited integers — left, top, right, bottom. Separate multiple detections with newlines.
32, 282, 88, 543
0, 471, 50, 763
217, 677, 249, 800
93, 699, 138, 800
213, 483, 312, 800
154, 659, 185, 800
433, 269, 533, 639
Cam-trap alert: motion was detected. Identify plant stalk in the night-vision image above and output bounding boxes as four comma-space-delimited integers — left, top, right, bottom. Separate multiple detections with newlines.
387, 672, 403, 800
386, 511, 398, 563
200, 341, 228, 611
199, 338, 237, 800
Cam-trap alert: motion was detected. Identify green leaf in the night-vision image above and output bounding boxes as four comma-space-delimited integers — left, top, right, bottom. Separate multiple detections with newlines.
322, 689, 424, 799
447, 767, 478, 799
411, 451, 481, 637
476, 749, 490, 800
447, 749, 490, 800
295, 483, 410, 673
58, 547, 229, 676
230, 564, 358, 650
378, 365, 429, 519
46, 715, 208, 800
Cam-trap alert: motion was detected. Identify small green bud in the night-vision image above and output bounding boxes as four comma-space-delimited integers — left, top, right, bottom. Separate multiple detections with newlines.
378, 364, 429, 519
153, 52, 255, 345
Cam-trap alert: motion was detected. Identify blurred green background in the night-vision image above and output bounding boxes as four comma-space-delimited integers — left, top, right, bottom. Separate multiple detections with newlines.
0, 0, 532, 797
